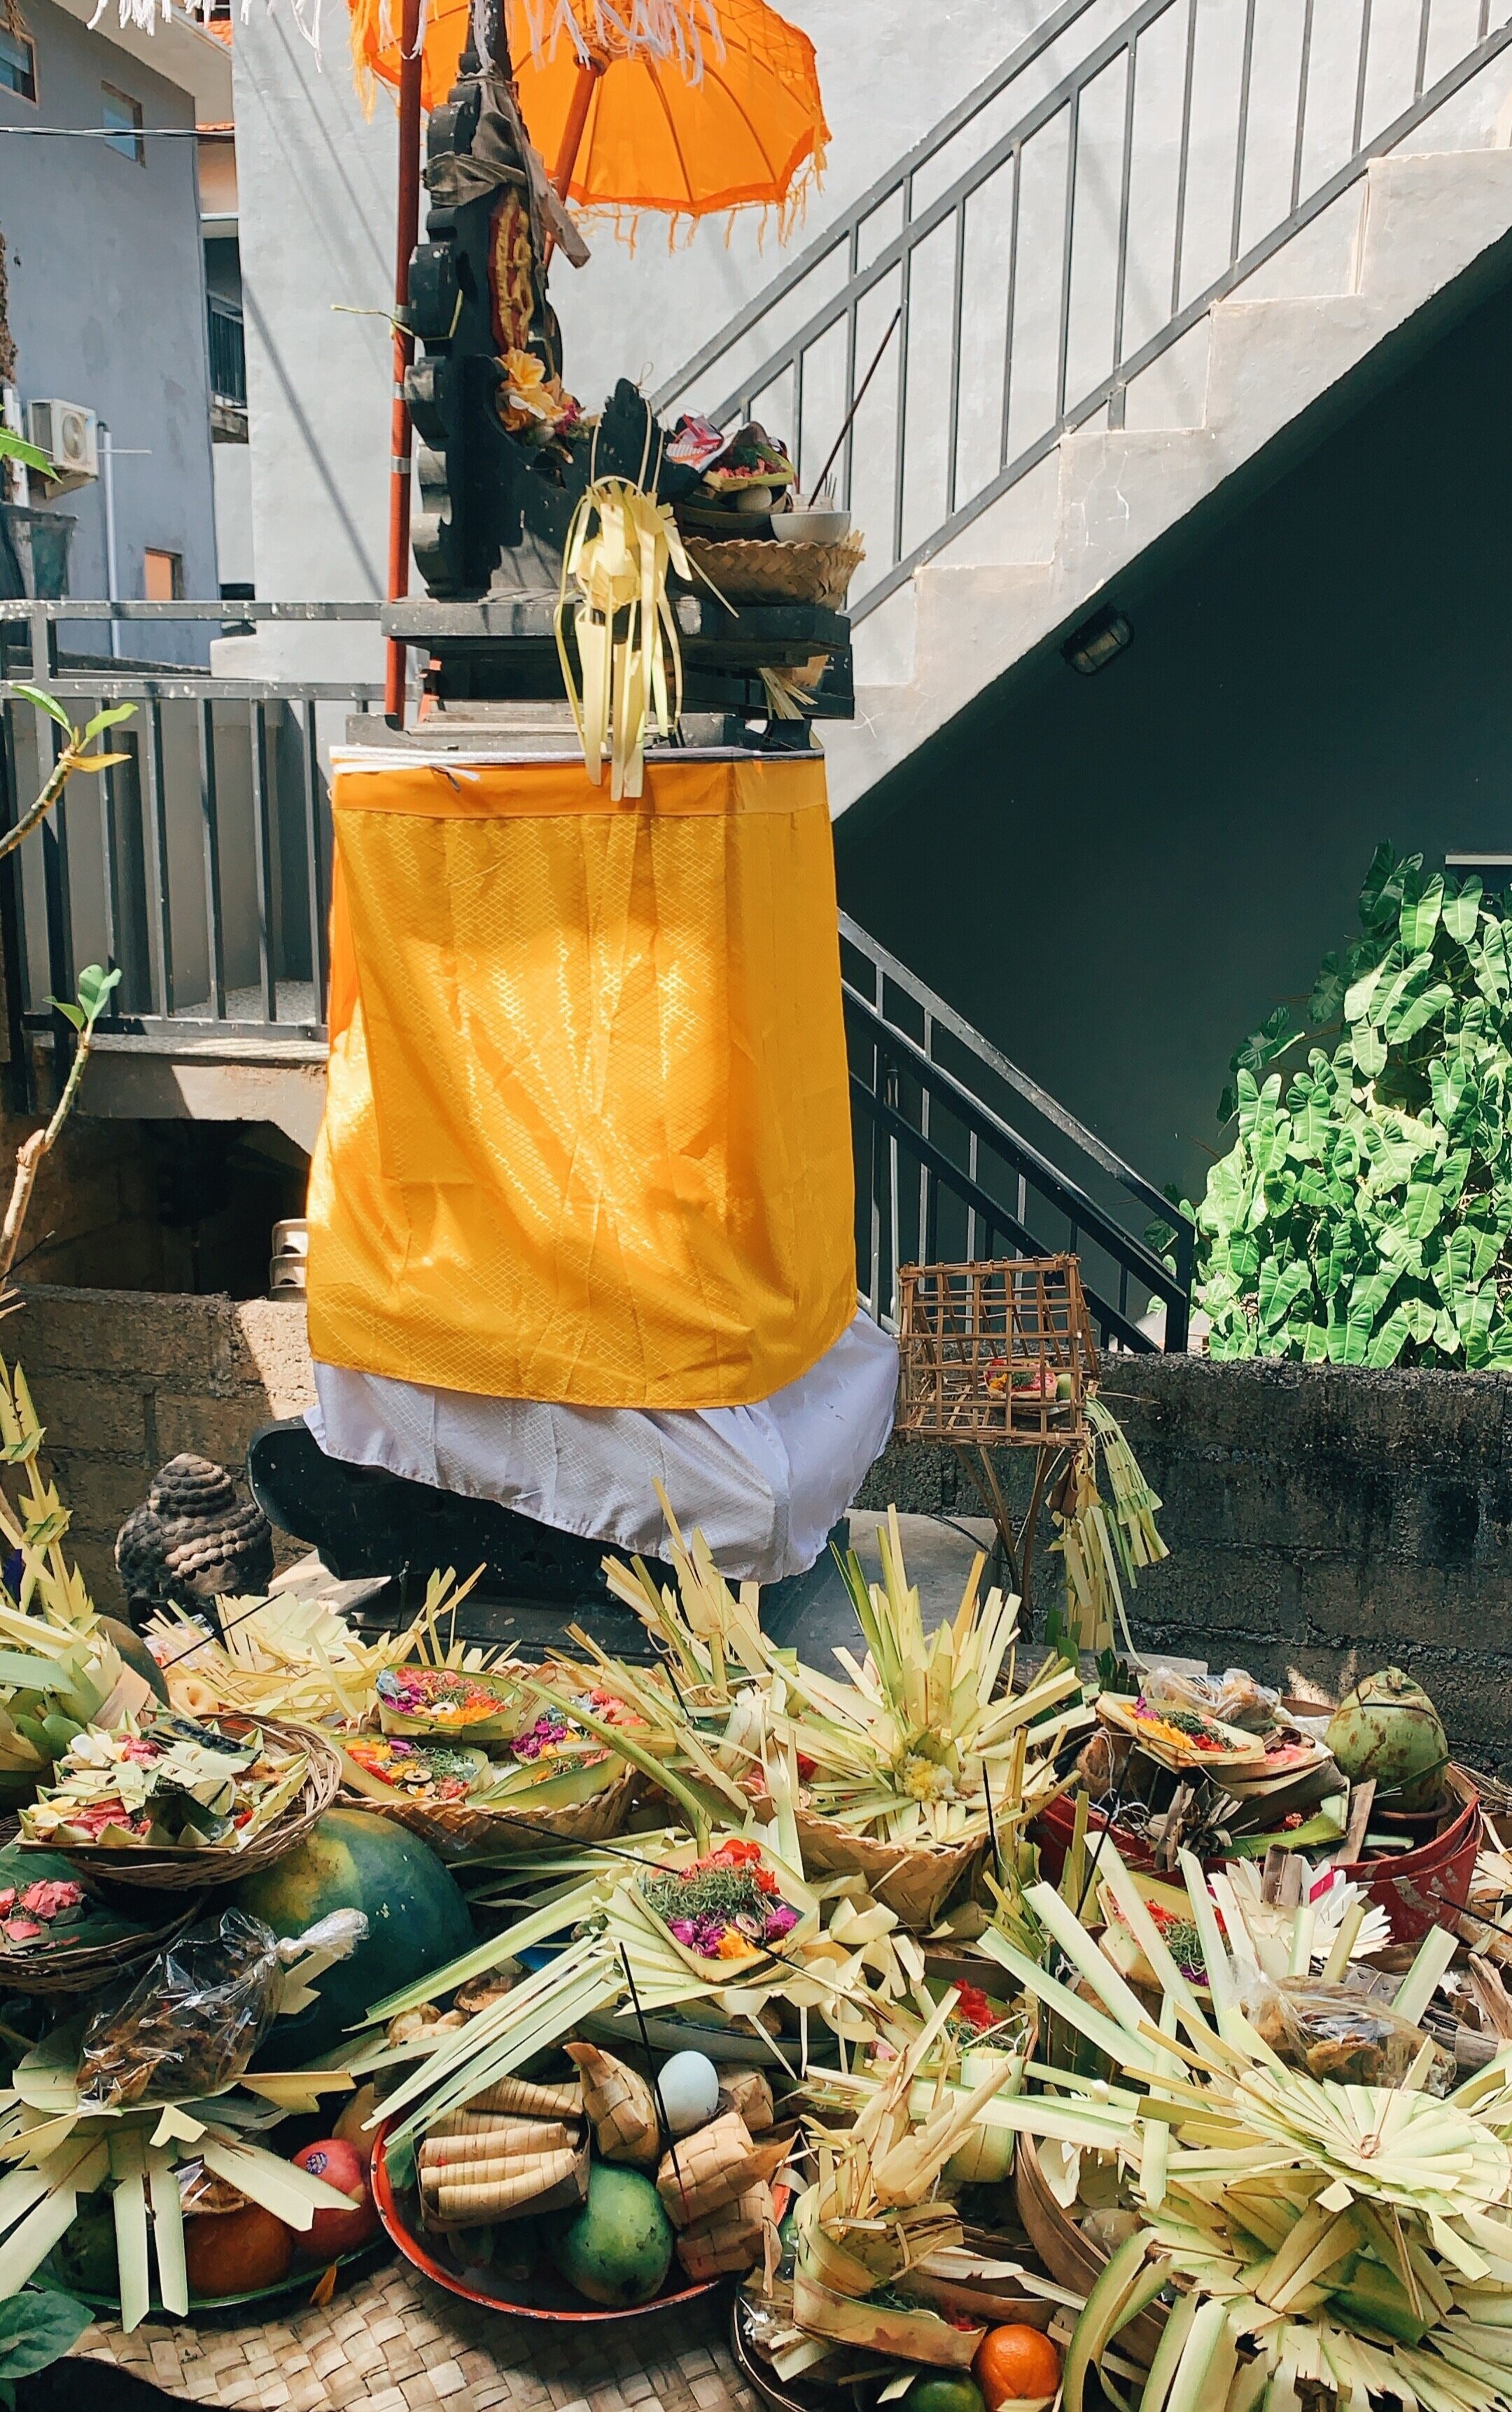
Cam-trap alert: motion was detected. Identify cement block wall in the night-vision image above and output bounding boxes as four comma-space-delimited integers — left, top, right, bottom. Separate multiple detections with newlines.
861, 1355, 1512, 1776
7, 1285, 314, 1610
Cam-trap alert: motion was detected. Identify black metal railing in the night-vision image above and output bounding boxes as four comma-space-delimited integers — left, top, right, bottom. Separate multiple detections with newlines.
0, 601, 383, 1060
654, 0, 1512, 624
207, 298, 247, 410
841, 914, 1194, 1352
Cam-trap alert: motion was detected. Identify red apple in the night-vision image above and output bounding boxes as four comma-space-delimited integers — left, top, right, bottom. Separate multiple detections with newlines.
291, 2136, 381, 2259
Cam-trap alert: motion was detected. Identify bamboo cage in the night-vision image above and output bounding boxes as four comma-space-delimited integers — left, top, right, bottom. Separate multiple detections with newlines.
895, 1256, 1098, 1446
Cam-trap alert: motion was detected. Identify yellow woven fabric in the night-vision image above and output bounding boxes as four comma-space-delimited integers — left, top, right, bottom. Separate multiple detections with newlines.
307, 751, 858, 1409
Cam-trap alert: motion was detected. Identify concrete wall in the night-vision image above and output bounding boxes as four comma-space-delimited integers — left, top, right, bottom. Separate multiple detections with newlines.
838, 250, 1512, 1213
861, 1353, 1512, 1776
0, 0, 220, 639
10, 1283, 314, 1608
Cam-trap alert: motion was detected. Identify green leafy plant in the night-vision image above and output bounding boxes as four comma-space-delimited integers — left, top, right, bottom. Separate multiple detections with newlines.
0, 2286, 91, 2405
1186, 844, 1512, 1367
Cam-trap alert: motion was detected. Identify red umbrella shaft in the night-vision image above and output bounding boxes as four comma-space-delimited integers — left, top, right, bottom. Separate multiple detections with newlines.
384, 0, 424, 724
552, 56, 604, 201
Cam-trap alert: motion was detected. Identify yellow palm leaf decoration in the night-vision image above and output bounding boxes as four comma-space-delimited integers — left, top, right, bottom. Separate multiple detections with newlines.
555, 475, 695, 801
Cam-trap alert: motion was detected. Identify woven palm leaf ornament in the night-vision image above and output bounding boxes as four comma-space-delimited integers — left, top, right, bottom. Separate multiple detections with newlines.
973, 1839, 1512, 2412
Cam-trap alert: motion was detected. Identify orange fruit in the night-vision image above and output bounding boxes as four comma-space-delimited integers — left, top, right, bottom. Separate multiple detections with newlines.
972, 2324, 1063, 2408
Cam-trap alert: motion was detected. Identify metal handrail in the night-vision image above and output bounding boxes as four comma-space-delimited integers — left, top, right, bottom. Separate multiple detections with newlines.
0, 607, 386, 1068
654, 0, 1512, 625
841, 913, 1194, 1352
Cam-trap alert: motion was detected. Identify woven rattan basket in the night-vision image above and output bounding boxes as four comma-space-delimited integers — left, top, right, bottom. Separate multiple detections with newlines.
678, 532, 864, 610
792, 1808, 983, 1926
1015, 2131, 1167, 2367
0, 1890, 209, 1996
732, 1781, 982, 1925
339, 1764, 636, 1861
34, 1717, 342, 1891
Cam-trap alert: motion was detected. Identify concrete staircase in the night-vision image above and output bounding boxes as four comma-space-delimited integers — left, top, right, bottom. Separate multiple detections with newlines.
825, 144, 1512, 815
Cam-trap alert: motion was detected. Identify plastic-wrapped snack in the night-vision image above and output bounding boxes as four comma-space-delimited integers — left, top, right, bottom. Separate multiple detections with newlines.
78, 1907, 282, 2110
1239, 1972, 1454, 2093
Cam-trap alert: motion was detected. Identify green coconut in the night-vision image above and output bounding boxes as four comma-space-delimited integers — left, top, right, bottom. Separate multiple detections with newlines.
1325, 1666, 1448, 1812
550, 2164, 674, 2307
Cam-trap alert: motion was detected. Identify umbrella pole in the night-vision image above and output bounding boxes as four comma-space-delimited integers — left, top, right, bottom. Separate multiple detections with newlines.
384, 0, 424, 726
550, 55, 604, 208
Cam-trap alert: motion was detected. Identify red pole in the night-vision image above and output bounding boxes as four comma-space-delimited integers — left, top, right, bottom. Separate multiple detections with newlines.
384, 0, 424, 725
552, 57, 602, 201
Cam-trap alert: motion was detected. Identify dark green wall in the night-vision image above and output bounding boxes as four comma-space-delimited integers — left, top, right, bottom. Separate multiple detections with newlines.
836, 266, 1512, 1208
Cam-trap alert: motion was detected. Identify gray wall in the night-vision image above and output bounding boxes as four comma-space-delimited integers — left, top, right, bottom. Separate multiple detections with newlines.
837, 253, 1512, 1214
0, 0, 218, 632
863, 1353, 1512, 1776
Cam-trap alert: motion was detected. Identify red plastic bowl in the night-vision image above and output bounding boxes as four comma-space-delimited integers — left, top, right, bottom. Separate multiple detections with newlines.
370, 2120, 720, 2323
1033, 1773, 1480, 1950
1338, 1770, 1480, 1947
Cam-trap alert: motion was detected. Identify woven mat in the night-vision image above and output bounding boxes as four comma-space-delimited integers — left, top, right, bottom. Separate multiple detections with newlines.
71, 2253, 759, 2412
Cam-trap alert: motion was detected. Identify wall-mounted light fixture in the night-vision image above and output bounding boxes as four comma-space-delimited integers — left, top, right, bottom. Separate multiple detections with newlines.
1062, 604, 1132, 676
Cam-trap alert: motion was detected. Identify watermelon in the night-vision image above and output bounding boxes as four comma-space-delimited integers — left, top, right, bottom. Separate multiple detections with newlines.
230, 1808, 474, 2064
551, 2164, 674, 2307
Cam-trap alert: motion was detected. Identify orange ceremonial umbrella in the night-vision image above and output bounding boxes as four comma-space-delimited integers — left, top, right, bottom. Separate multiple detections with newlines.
352, 0, 828, 226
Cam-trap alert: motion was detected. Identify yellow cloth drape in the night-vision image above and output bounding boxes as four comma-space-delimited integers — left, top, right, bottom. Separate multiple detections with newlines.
307, 750, 858, 1410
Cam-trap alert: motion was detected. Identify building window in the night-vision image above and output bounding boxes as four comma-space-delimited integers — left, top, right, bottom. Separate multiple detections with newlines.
144, 548, 183, 601
102, 83, 144, 164
206, 296, 246, 407
0, 25, 37, 101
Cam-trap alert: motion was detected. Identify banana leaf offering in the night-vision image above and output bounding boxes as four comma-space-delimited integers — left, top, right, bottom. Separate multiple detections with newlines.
20, 1711, 309, 1853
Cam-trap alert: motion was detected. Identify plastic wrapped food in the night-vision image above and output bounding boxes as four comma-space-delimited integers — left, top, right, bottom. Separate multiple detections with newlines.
78, 1907, 282, 2110
1239, 1972, 1454, 2093
1142, 1664, 1281, 1736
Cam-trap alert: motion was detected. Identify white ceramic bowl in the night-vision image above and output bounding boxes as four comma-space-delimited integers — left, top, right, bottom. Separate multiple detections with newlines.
770, 508, 852, 545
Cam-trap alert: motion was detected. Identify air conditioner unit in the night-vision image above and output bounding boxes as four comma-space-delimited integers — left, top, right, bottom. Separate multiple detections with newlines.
24, 400, 99, 495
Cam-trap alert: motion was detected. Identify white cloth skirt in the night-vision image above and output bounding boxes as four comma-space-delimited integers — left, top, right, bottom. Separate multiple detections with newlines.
306, 1309, 898, 1584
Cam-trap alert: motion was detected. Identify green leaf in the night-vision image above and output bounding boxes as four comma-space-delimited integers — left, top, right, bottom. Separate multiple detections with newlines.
43, 998, 84, 1031
1402, 1178, 1446, 1243
9, 683, 70, 732
0, 428, 54, 476
1443, 874, 1483, 944
1399, 870, 1443, 953
1352, 1024, 1387, 1080
1258, 1258, 1312, 1330
1366, 1302, 1414, 1367
1307, 950, 1348, 1026
75, 963, 122, 1026
82, 704, 136, 739
0, 2289, 92, 2380
1359, 842, 1404, 936
1345, 941, 1400, 1026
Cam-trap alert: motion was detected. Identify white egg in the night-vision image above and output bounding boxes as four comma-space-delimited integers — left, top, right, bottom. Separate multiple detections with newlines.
657, 2050, 721, 2137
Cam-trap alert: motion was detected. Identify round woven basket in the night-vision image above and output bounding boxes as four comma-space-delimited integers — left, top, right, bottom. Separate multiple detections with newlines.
677, 532, 865, 610
337, 1764, 636, 1861
1015, 2131, 1167, 2367
33, 1716, 342, 1892
0, 1890, 209, 1996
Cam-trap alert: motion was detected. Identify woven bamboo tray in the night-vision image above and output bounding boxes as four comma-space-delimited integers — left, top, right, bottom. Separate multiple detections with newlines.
338, 1764, 636, 1860
0, 1888, 209, 1995
1014, 2131, 1167, 2367
34, 1717, 342, 1891
678, 532, 864, 609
